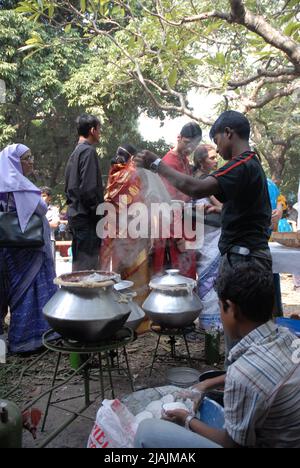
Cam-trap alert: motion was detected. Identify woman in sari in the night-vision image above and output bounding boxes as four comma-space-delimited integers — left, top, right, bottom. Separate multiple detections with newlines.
193, 145, 222, 331
100, 144, 151, 309
0, 144, 57, 353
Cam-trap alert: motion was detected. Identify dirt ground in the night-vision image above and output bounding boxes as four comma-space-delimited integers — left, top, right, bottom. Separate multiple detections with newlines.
1, 274, 299, 448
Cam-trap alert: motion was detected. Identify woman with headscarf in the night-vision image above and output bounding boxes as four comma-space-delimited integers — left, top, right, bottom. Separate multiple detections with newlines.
0, 144, 57, 353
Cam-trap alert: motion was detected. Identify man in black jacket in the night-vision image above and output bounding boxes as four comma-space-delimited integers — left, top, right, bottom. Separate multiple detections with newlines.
65, 114, 104, 271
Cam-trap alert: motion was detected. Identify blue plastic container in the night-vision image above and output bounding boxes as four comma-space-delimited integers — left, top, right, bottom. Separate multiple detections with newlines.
198, 397, 225, 429
275, 318, 300, 337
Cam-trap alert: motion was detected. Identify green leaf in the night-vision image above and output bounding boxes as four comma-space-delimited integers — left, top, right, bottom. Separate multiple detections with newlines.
48, 4, 55, 18
15, 3, 34, 13
25, 31, 44, 44
168, 69, 177, 88
80, 0, 87, 13
65, 23, 72, 33
111, 6, 125, 17
127, 35, 136, 50
185, 58, 202, 66
204, 20, 223, 35
215, 52, 226, 67
284, 22, 300, 37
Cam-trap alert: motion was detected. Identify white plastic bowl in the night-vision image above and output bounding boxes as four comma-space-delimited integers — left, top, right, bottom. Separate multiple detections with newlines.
162, 402, 188, 416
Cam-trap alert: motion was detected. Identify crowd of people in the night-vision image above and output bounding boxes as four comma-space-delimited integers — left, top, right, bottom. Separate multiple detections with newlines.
0, 110, 300, 447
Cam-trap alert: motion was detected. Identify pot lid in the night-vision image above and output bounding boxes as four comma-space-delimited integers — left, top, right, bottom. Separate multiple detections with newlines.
54, 270, 121, 289
149, 269, 196, 290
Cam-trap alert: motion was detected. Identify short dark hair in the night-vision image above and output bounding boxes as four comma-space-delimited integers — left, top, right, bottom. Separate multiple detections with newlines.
76, 114, 100, 138
40, 186, 52, 197
216, 263, 274, 323
209, 111, 250, 141
180, 122, 202, 140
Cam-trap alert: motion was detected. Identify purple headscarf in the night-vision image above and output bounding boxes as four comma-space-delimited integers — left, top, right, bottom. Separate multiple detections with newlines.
0, 144, 41, 232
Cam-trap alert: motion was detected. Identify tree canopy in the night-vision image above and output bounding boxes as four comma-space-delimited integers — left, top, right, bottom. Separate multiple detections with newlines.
0, 0, 299, 192
0, 4, 168, 199
14, 1, 300, 118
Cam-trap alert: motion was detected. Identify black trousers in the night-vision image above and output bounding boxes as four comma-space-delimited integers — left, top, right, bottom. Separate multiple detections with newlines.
69, 222, 101, 272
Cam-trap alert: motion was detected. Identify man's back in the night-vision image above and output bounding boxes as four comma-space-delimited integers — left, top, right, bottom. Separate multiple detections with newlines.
225, 321, 300, 448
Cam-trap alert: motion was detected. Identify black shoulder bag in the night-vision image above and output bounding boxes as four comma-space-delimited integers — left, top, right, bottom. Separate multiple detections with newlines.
0, 197, 44, 248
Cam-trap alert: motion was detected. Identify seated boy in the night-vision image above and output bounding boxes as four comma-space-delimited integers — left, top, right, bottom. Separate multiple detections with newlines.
135, 263, 300, 448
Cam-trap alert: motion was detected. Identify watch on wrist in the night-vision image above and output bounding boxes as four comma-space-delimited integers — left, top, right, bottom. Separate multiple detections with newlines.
150, 158, 162, 173
184, 414, 194, 431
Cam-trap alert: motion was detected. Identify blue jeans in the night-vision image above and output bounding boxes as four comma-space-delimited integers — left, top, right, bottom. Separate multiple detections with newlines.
134, 419, 222, 448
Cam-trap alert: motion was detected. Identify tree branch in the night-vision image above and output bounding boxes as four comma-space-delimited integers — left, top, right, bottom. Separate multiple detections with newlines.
228, 68, 297, 88
133, 63, 212, 126
229, 0, 300, 71
241, 82, 300, 112
272, 131, 300, 147
146, 0, 300, 72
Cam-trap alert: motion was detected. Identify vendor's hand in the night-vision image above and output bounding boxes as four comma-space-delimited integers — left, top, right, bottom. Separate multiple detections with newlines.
191, 390, 206, 412
134, 150, 159, 170
175, 388, 206, 413
163, 409, 189, 426
192, 382, 208, 393
190, 383, 208, 411
272, 209, 282, 224
205, 204, 222, 214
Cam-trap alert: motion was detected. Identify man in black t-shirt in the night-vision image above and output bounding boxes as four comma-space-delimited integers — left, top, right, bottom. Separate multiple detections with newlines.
136, 110, 272, 275
65, 114, 104, 271
136, 111, 272, 361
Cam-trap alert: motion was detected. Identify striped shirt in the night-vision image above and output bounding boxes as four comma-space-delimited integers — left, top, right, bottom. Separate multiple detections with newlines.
224, 321, 300, 448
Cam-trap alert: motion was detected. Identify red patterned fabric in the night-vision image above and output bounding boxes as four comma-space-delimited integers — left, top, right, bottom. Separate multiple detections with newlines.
153, 149, 196, 279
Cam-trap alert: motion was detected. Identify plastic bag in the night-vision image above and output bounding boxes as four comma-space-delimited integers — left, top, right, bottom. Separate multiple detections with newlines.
87, 399, 138, 448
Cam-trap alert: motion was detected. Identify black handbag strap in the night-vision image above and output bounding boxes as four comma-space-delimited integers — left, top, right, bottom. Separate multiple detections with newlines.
0, 193, 16, 215
0, 193, 9, 213
5, 193, 13, 212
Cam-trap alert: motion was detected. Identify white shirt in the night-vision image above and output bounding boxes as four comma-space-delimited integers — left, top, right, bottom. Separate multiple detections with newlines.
46, 205, 60, 241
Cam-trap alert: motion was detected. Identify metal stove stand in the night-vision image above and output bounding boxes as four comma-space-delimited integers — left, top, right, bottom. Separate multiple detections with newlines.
4, 327, 135, 448
149, 324, 194, 376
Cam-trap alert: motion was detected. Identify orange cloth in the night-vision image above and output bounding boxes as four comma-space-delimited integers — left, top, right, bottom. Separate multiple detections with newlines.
100, 159, 151, 331
101, 158, 143, 271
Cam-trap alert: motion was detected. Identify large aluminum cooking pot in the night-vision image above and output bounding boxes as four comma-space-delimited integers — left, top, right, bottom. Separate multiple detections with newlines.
43, 271, 131, 342
142, 269, 202, 328
114, 281, 145, 331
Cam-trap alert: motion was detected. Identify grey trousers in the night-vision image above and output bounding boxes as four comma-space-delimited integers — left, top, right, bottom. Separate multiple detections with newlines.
134, 419, 222, 448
